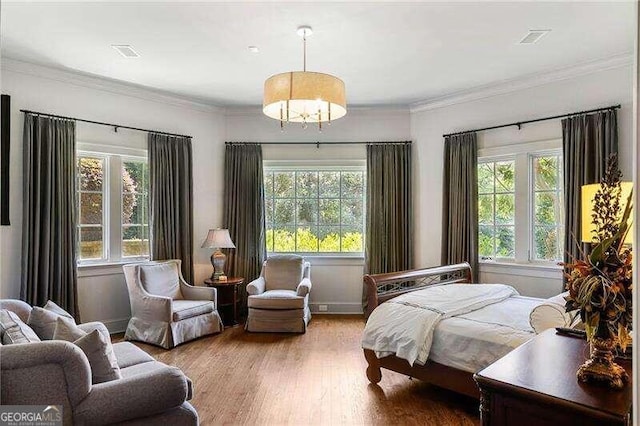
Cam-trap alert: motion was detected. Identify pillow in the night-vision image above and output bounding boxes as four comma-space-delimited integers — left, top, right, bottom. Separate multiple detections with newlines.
139, 263, 183, 300
0, 310, 41, 344
529, 302, 574, 334
53, 317, 86, 342
44, 300, 74, 320
73, 330, 122, 384
264, 255, 304, 291
28, 307, 63, 340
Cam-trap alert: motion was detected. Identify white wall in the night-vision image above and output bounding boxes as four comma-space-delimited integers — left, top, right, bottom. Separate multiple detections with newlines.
0, 60, 226, 330
226, 107, 411, 313
411, 64, 634, 298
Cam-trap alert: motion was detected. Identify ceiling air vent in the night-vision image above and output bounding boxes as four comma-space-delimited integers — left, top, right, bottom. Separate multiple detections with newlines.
519, 30, 551, 45
111, 45, 140, 58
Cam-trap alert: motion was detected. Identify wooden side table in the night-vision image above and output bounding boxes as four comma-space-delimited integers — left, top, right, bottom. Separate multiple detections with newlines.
474, 329, 632, 426
204, 277, 244, 327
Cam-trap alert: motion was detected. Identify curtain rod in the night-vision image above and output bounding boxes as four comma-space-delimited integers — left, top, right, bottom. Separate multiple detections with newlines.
226, 141, 411, 147
443, 104, 621, 138
20, 109, 192, 139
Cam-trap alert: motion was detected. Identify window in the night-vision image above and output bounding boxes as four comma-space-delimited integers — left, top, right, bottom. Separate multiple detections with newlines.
477, 144, 563, 265
77, 150, 149, 264
531, 154, 564, 261
264, 166, 365, 255
478, 160, 516, 260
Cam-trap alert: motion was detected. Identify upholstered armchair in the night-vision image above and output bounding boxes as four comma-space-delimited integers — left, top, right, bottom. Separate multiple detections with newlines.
245, 255, 312, 333
123, 259, 223, 349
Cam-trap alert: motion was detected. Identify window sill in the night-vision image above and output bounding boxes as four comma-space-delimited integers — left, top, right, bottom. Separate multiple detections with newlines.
478, 261, 562, 279
268, 255, 365, 267
77, 259, 148, 277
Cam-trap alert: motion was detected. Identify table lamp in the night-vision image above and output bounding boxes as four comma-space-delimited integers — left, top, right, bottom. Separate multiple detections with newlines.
201, 228, 236, 280
581, 182, 633, 244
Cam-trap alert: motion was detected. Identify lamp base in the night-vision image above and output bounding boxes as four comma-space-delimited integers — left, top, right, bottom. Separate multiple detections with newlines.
210, 249, 227, 281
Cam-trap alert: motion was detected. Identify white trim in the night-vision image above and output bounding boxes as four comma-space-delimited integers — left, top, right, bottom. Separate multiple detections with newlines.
77, 142, 147, 159
410, 53, 633, 113
308, 303, 363, 315
479, 261, 562, 280
264, 159, 366, 170
2, 57, 223, 114
102, 318, 130, 334
478, 138, 562, 158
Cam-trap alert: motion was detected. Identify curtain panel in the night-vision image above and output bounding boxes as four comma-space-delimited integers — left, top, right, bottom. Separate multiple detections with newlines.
148, 133, 195, 284
562, 109, 618, 282
223, 143, 266, 315
364, 143, 413, 287
21, 114, 79, 318
441, 132, 478, 282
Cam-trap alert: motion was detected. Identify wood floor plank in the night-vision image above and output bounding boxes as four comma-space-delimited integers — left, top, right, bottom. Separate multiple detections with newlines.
121, 315, 479, 426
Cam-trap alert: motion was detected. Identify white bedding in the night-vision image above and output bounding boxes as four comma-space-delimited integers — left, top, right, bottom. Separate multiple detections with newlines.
429, 295, 541, 372
361, 284, 519, 366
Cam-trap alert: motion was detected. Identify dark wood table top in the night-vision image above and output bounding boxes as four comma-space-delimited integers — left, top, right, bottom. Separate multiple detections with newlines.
475, 329, 632, 419
204, 277, 244, 286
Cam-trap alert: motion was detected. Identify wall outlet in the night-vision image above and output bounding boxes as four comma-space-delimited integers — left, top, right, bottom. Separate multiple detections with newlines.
318, 304, 328, 312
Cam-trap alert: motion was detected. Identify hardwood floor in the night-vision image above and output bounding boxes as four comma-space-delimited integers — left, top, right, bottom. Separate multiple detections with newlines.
125, 315, 479, 426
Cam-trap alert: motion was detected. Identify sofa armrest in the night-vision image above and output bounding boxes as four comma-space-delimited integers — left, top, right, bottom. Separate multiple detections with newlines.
247, 277, 266, 296
180, 283, 217, 302
296, 278, 312, 297
75, 365, 189, 425
0, 341, 91, 407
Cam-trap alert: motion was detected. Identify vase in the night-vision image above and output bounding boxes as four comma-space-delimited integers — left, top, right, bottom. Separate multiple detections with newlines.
577, 323, 629, 389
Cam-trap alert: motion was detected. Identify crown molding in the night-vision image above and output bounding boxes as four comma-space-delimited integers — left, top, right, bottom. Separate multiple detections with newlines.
1, 58, 224, 114
410, 53, 633, 113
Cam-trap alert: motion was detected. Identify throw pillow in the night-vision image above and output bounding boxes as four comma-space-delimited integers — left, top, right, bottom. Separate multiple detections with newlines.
0, 310, 41, 344
73, 330, 122, 384
53, 317, 86, 342
529, 302, 573, 334
28, 307, 62, 340
44, 300, 75, 321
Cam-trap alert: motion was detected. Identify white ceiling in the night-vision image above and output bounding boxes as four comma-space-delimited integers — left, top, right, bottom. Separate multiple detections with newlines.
1, 1, 635, 107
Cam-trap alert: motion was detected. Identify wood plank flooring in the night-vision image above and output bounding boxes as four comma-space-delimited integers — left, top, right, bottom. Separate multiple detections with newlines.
124, 315, 479, 426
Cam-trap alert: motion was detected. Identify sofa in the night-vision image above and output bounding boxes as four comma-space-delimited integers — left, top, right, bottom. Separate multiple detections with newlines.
0, 299, 198, 425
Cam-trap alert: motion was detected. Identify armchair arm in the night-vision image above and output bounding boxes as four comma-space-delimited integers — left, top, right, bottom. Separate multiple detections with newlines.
296, 278, 312, 297
78, 321, 111, 343
75, 365, 189, 425
180, 282, 217, 302
0, 341, 91, 407
247, 277, 266, 296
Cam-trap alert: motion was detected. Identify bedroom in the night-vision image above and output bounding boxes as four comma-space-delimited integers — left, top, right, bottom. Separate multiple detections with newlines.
0, 1, 638, 425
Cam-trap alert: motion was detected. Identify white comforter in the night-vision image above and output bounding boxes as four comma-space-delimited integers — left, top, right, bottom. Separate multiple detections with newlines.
361, 284, 519, 366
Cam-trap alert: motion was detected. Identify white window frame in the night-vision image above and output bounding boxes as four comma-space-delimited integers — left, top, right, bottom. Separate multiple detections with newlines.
263, 160, 366, 258
477, 139, 563, 268
77, 143, 149, 266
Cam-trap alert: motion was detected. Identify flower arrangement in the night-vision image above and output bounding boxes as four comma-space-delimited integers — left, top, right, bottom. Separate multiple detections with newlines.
563, 155, 633, 388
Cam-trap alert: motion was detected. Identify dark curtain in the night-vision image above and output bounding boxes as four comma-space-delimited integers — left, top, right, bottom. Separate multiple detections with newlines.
363, 143, 413, 312
562, 109, 618, 282
223, 143, 266, 316
441, 132, 478, 282
21, 114, 79, 318
148, 133, 194, 283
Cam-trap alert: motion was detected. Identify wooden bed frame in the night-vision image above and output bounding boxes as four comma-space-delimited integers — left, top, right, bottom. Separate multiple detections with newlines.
363, 262, 481, 398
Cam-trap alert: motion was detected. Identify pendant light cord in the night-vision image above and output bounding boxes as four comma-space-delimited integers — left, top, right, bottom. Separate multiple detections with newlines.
303, 33, 307, 72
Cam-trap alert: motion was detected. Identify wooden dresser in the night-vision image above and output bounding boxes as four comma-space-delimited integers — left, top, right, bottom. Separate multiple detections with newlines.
474, 329, 632, 426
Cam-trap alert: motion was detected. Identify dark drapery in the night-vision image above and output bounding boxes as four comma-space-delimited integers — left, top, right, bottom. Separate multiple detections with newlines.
365, 143, 413, 273
562, 109, 618, 282
441, 132, 478, 282
21, 114, 79, 318
148, 133, 194, 283
223, 143, 266, 315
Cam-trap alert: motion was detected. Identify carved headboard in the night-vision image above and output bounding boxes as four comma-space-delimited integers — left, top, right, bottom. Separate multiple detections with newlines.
363, 262, 473, 318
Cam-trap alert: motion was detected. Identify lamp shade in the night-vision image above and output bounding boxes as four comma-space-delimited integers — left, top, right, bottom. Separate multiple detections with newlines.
581, 182, 634, 244
263, 71, 347, 123
201, 229, 236, 249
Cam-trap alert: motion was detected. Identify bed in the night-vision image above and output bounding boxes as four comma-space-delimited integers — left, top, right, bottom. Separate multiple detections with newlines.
362, 263, 547, 398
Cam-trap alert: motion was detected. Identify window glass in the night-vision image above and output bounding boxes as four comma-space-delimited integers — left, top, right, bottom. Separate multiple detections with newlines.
532, 155, 564, 261
77, 156, 106, 260
122, 160, 150, 258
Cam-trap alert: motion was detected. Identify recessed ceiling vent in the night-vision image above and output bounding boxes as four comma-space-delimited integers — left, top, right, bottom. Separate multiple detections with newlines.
111, 45, 140, 58
519, 30, 551, 45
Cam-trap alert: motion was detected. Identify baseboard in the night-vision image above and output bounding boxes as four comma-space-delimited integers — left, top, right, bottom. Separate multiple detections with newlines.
101, 318, 129, 334
309, 303, 363, 315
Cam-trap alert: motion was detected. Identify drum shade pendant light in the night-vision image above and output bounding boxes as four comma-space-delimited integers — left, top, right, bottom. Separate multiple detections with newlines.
263, 26, 347, 131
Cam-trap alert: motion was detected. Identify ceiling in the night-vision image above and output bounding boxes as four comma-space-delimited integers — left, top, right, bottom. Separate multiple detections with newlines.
1, 1, 635, 107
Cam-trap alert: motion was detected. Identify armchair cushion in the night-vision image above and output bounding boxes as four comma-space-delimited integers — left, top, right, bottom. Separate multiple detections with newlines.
264, 255, 304, 291
0, 310, 41, 344
248, 290, 306, 310
74, 329, 122, 384
139, 262, 183, 300
172, 300, 214, 321
112, 342, 155, 369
